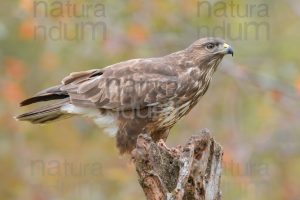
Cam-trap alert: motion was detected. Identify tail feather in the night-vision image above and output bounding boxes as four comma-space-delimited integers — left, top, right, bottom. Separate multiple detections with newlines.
17, 85, 72, 124
16, 99, 72, 124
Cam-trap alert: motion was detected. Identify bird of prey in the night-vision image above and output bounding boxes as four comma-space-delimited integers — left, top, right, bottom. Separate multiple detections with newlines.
16, 37, 233, 154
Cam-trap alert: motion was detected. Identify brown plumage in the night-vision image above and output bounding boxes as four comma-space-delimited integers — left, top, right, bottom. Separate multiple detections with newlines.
16, 37, 233, 154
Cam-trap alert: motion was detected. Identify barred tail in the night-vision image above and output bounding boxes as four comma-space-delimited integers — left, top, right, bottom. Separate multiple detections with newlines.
16, 97, 73, 124
16, 85, 73, 124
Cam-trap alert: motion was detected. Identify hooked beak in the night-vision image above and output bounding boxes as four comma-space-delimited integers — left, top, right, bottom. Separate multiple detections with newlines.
223, 43, 234, 57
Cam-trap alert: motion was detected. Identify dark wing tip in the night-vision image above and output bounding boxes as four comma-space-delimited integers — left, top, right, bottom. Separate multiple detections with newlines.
19, 96, 44, 106
19, 94, 69, 107
20, 97, 36, 107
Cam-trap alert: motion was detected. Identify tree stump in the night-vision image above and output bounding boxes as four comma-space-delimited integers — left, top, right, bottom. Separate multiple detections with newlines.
132, 129, 223, 200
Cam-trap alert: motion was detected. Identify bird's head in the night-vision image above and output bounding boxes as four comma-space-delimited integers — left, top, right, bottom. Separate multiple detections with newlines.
186, 37, 233, 70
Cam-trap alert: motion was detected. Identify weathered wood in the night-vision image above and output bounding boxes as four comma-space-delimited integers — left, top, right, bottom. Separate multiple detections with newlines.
132, 129, 223, 200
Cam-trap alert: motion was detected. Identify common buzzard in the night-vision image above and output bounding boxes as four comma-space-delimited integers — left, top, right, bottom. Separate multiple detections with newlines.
17, 37, 233, 154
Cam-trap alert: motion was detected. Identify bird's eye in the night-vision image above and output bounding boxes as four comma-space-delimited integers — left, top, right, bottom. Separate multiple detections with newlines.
206, 43, 215, 50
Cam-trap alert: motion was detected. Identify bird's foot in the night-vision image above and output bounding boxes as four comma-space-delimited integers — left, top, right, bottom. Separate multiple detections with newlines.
158, 139, 171, 151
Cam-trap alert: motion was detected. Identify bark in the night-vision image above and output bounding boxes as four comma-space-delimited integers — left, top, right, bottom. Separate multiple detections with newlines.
132, 129, 223, 200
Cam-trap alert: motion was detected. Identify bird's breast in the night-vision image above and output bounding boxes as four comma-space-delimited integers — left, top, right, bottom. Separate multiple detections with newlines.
155, 70, 213, 129
155, 100, 192, 129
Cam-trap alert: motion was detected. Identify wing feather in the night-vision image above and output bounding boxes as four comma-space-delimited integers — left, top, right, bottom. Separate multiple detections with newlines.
58, 58, 192, 111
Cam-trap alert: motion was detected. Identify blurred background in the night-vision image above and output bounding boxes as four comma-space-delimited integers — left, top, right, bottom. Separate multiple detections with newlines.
1, 0, 300, 199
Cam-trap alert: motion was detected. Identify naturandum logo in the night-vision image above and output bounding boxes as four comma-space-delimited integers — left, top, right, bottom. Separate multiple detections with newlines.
33, 0, 107, 41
